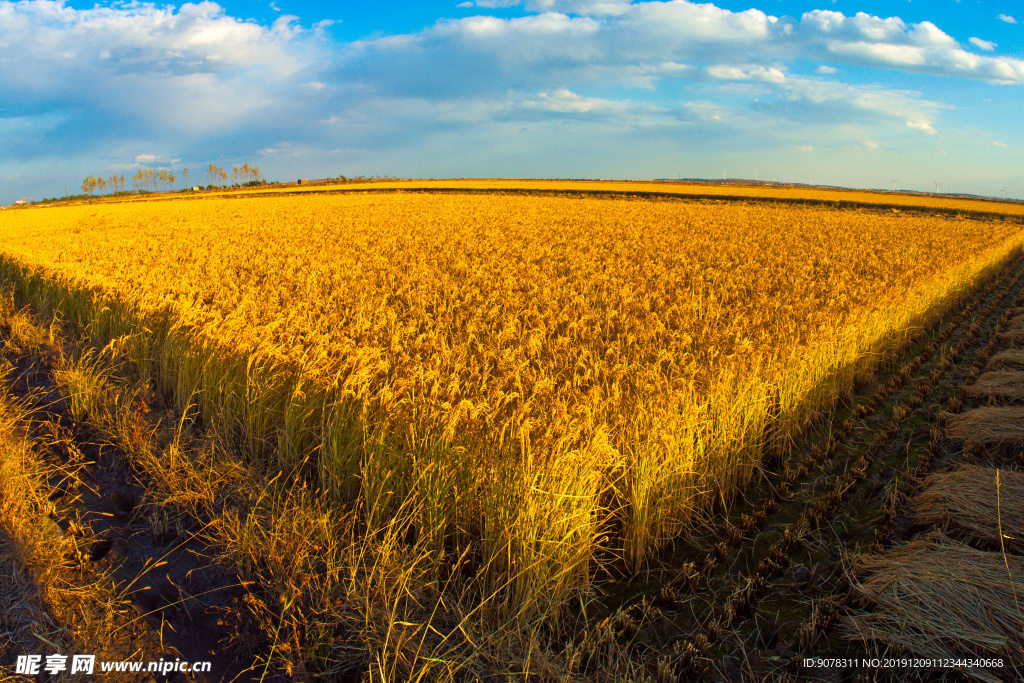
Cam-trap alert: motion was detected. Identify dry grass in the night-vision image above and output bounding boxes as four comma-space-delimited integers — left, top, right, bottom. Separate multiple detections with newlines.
845, 533, 1024, 682
0, 367, 155, 681
965, 370, 1024, 403
1005, 314, 1024, 331
943, 406, 1024, 447
0, 498, 78, 675
986, 349, 1024, 371
912, 464, 1024, 552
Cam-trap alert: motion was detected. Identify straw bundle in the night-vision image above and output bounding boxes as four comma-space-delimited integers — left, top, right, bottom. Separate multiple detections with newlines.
1006, 314, 1024, 332
944, 407, 1024, 447
987, 350, 1024, 372
996, 330, 1024, 347
965, 371, 1024, 403
912, 464, 1024, 553
845, 534, 1024, 682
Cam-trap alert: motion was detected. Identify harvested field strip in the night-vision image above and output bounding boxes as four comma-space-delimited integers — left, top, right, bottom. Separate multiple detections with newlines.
965, 370, 1024, 403
865, 298, 1021, 551
945, 406, 1024, 447
912, 464, 1024, 553
837, 272, 1024, 682
846, 534, 1024, 683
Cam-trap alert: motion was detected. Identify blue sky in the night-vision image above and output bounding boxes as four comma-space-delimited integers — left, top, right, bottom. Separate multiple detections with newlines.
1, 0, 1022, 202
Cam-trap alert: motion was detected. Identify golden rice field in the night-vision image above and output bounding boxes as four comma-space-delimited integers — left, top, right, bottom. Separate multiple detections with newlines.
1, 189, 1023, 623
168, 177, 1024, 218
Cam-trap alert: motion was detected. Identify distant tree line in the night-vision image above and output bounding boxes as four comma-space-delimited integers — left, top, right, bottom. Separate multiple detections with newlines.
209, 162, 263, 187
81, 174, 126, 196
80, 162, 265, 198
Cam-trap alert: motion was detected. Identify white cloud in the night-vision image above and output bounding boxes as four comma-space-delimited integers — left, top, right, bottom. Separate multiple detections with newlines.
519, 89, 631, 113
135, 153, 157, 163
0, 0, 328, 158
352, 3, 1024, 99
998, 14, 1018, 25
906, 119, 937, 135
707, 64, 787, 83
969, 37, 996, 52
795, 10, 1024, 83
816, 65, 837, 74
798, 144, 814, 151
826, 42, 928, 67
524, 0, 632, 15
475, 0, 524, 7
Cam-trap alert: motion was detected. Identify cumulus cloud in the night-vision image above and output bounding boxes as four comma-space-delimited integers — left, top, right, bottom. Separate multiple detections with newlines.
0, 0, 332, 166
816, 65, 837, 74
969, 37, 997, 52
525, 0, 634, 15
794, 11, 1024, 82
702, 64, 943, 134
998, 14, 1018, 25
348, 3, 1024, 100
135, 153, 157, 163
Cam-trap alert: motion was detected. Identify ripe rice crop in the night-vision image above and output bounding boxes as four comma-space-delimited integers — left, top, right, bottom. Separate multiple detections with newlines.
174, 177, 1024, 219
1, 191, 1022, 623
